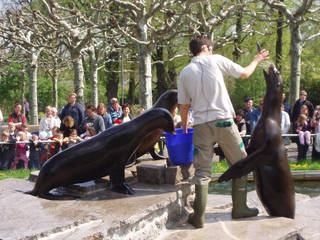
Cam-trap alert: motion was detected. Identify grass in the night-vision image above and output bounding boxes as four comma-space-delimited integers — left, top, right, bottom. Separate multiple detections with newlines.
212, 160, 320, 173
1, 160, 320, 181
0, 169, 33, 181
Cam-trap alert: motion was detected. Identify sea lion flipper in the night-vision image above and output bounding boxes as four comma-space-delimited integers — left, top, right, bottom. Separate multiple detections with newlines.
149, 147, 167, 160
218, 146, 271, 182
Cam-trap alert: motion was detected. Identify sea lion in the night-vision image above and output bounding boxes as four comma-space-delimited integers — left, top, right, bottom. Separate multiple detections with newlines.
135, 89, 178, 161
218, 64, 295, 219
29, 108, 175, 197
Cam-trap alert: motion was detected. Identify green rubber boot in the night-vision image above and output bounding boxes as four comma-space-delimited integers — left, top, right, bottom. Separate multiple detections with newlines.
188, 184, 208, 228
232, 176, 259, 219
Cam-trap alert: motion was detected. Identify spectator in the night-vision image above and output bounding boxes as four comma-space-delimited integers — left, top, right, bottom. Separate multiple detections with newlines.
59, 93, 85, 133
250, 98, 263, 133
60, 115, 77, 138
312, 105, 320, 160
21, 123, 32, 140
29, 133, 42, 170
97, 103, 113, 129
24, 99, 30, 121
293, 113, 312, 161
8, 103, 27, 131
296, 114, 312, 145
280, 104, 291, 135
121, 103, 133, 123
0, 131, 14, 171
291, 90, 314, 124
64, 129, 81, 148
135, 107, 145, 117
82, 127, 96, 140
8, 122, 17, 140
39, 106, 55, 138
0, 108, 3, 123
242, 97, 255, 133
51, 107, 61, 129
11, 131, 29, 170
234, 109, 247, 137
81, 104, 105, 134
282, 93, 291, 116
108, 98, 123, 124
51, 130, 66, 155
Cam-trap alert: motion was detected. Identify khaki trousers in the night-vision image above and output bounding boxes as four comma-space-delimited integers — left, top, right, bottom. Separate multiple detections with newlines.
192, 119, 247, 185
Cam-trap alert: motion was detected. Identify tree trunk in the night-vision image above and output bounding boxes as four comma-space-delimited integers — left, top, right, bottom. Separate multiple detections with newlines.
89, 47, 99, 107
128, 61, 136, 105
289, 23, 302, 106
154, 46, 167, 98
167, 45, 177, 89
71, 50, 85, 106
21, 70, 26, 115
28, 48, 40, 125
138, 44, 152, 109
138, 20, 152, 109
52, 58, 58, 109
105, 51, 120, 103
275, 2, 284, 71
233, 3, 243, 61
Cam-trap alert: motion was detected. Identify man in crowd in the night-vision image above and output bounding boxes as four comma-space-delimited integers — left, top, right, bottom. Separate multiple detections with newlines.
242, 97, 255, 134
59, 93, 85, 133
178, 35, 269, 228
81, 104, 105, 135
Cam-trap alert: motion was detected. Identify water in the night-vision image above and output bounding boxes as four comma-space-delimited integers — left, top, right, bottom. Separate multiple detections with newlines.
209, 181, 320, 198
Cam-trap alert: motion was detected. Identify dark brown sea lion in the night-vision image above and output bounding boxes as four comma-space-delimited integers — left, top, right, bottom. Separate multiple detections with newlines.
218, 64, 295, 219
135, 89, 178, 161
28, 108, 175, 197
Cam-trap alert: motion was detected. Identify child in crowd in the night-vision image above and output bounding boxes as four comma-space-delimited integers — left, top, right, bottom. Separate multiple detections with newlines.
0, 131, 15, 170
29, 133, 42, 170
65, 129, 81, 147
11, 131, 29, 170
51, 130, 67, 154
8, 122, 17, 141
21, 123, 32, 140
82, 127, 96, 140
295, 114, 312, 145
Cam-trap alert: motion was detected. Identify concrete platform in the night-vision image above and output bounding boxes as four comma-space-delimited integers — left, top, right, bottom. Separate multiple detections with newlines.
1, 177, 320, 240
158, 192, 320, 240
0, 178, 192, 240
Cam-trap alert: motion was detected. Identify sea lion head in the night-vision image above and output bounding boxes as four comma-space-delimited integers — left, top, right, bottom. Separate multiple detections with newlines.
263, 64, 283, 105
153, 89, 178, 116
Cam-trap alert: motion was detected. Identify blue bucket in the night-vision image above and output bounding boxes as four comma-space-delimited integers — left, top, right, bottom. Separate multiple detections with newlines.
164, 128, 194, 166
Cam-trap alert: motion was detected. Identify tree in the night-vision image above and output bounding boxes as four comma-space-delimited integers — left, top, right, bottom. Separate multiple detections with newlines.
260, 0, 320, 105
106, 0, 200, 109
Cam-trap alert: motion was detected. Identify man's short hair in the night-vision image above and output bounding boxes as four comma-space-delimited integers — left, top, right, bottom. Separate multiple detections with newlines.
244, 97, 253, 102
86, 104, 96, 112
189, 35, 214, 56
69, 92, 77, 98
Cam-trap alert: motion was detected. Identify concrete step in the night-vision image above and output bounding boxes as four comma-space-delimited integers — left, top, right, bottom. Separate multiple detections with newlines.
0, 178, 192, 240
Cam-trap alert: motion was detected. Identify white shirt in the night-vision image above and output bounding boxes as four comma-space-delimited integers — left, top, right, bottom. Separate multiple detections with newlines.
280, 110, 291, 134
39, 116, 55, 132
178, 54, 244, 125
0, 109, 3, 123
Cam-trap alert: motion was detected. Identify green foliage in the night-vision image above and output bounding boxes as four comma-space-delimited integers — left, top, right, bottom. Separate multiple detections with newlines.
0, 169, 33, 181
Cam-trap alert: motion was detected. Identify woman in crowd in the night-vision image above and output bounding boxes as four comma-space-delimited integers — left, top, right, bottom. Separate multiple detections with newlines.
60, 115, 76, 138
97, 103, 113, 129
121, 103, 133, 123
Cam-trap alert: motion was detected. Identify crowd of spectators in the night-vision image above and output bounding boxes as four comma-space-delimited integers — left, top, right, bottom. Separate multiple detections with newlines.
0, 93, 141, 171
239, 90, 320, 161
1, 90, 320, 171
